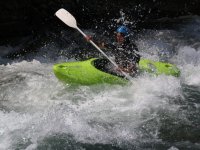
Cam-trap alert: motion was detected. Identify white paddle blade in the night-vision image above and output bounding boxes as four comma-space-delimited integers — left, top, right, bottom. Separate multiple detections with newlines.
55, 8, 77, 29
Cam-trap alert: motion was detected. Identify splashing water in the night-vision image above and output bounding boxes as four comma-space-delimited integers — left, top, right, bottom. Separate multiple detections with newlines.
0, 16, 200, 150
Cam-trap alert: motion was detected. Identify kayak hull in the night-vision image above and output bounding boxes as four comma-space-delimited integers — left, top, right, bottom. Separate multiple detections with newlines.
53, 58, 180, 85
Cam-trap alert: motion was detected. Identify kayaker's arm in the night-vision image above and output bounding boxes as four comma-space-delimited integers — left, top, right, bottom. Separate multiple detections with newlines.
85, 35, 92, 42
85, 35, 108, 49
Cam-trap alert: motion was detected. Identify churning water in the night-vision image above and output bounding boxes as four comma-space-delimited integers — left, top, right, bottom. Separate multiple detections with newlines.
0, 16, 200, 150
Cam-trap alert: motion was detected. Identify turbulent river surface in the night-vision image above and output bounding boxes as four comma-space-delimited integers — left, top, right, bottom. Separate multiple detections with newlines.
0, 15, 200, 150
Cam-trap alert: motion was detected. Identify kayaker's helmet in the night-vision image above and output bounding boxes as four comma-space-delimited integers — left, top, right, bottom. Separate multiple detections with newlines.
116, 26, 129, 36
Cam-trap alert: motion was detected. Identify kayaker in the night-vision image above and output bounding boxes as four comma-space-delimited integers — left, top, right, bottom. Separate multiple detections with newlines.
85, 25, 140, 76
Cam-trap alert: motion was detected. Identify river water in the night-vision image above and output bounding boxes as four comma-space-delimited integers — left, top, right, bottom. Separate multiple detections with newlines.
0, 16, 200, 150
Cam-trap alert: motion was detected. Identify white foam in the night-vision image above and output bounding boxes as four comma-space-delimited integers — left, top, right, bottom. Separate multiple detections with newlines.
175, 46, 200, 65
181, 64, 200, 86
60, 75, 182, 143
172, 46, 200, 87
0, 71, 182, 149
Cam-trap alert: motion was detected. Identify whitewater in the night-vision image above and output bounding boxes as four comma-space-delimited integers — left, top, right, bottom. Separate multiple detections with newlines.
0, 16, 200, 150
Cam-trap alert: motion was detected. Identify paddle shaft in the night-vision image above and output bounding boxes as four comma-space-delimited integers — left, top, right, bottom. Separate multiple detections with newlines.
76, 27, 133, 81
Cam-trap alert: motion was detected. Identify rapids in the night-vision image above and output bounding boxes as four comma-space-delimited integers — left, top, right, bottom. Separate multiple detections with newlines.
0, 16, 200, 150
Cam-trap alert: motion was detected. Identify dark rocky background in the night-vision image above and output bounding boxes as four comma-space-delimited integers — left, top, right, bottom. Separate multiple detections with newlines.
0, 0, 200, 58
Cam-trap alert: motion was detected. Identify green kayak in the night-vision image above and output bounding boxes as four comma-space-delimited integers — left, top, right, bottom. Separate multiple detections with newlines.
53, 58, 180, 85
